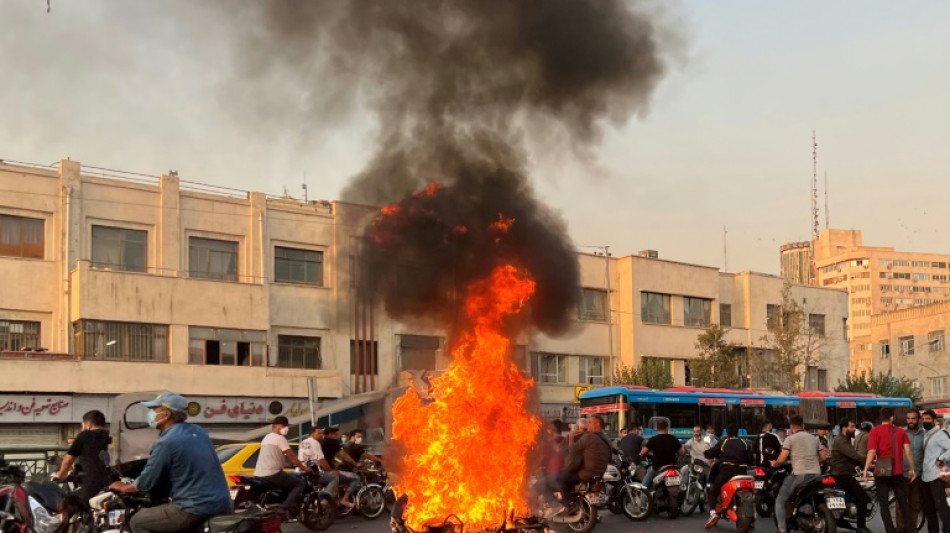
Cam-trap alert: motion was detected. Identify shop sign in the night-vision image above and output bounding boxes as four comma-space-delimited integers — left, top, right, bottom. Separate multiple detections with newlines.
0, 395, 74, 422
193, 398, 310, 423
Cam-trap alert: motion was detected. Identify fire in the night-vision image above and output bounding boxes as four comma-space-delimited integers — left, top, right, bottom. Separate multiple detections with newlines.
392, 264, 541, 530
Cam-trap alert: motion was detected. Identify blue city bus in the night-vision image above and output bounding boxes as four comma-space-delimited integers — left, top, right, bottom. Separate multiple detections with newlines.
579, 386, 913, 439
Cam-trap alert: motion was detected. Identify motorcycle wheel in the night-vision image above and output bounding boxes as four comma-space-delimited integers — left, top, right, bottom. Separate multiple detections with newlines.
384, 485, 396, 513
668, 491, 680, 519
621, 487, 652, 521
358, 486, 386, 519
565, 497, 597, 533
816, 504, 837, 533
736, 516, 755, 533
682, 482, 702, 516
754, 493, 773, 518
301, 494, 336, 532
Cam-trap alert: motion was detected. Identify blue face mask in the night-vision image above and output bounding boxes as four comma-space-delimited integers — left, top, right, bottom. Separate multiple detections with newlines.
147, 409, 159, 429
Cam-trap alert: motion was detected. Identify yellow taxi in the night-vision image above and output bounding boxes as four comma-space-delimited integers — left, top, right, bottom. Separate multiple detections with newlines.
217, 442, 299, 487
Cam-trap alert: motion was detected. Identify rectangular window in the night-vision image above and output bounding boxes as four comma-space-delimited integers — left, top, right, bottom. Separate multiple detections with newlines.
641, 292, 671, 324
0, 214, 44, 259
536, 353, 566, 384
807, 314, 826, 336
189, 237, 238, 281
350, 340, 380, 375
913, 273, 931, 281
913, 261, 930, 268
578, 288, 608, 321
74, 320, 167, 362
879, 259, 893, 267
899, 335, 915, 356
880, 340, 890, 359
276, 335, 322, 369
91, 225, 147, 272
934, 275, 949, 283
683, 297, 712, 328
274, 246, 323, 285
894, 260, 911, 267
719, 304, 732, 328
929, 330, 946, 353
188, 327, 266, 366
933, 262, 948, 269
0, 320, 41, 351
843, 317, 848, 340
578, 356, 605, 385
931, 376, 948, 397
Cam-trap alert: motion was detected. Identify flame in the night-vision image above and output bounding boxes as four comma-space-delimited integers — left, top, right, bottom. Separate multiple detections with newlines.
489, 213, 515, 234
392, 264, 541, 530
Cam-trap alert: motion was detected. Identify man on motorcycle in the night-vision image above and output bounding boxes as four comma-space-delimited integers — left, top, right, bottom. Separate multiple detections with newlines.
831, 418, 871, 533
107, 392, 232, 533
52, 409, 111, 503
703, 424, 752, 529
338, 429, 383, 507
639, 419, 684, 489
297, 426, 341, 497
619, 423, 644, 468
545, 414, 611, 518
254, 416, 314, 517
771, 415, 822, 533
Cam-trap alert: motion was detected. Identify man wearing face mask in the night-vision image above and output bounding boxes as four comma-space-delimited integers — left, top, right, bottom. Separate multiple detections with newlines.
919, 410, 950, 533
108, 392, 231, 533
338, 429, 383, 507
255, 416, 313, 518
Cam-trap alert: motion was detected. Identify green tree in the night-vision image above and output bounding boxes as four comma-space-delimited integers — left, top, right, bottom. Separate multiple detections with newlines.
836, 372, 922, 404
752, 283, 827, 393
613, 358, 673, 389
692, 324, 743, 388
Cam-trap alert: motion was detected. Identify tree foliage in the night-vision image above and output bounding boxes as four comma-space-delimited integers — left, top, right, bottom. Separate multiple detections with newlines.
835, 372, 923, 404
752, 283, 826, 393
692, 324, 743, 389
614, 358, 673, 390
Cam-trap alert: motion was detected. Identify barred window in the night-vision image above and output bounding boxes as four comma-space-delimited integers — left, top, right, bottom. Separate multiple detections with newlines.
92, 225, 147, 272
276, 335, 321, 369
74, 320, 167, 362
0, 320, 41, 351
189, 237, 238, 281
0, 214, 44, 259
274, 247, 323, 285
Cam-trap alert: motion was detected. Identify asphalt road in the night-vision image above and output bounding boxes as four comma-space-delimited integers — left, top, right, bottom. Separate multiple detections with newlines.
285, 508, 892, 533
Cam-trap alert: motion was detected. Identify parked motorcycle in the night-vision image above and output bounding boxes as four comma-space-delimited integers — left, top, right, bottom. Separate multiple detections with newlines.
681, 458, 708, 517
230, 471, 336, 531
773, 474, 840, 533
0, 459, 64, 533
707, 471, 756, 533
649, 464, 683, 519
753, 463, 791, 518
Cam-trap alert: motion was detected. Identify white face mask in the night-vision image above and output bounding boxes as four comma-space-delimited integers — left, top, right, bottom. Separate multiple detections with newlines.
279, 426, 290, 436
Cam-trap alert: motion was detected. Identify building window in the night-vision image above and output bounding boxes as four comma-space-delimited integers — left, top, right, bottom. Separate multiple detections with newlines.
913, 273, 931, 281
894, 260, 910, 267
276, 335, 321, 369
929, 330, 946, 353
74, 320, 167, 362
842, 317, 848, 340
578, 356, 605, 385
899, 335, 915, 356
578, 288, 608, 321
641, 292, 671, 324
0, 214, 44, 259
931, 376, 948, 397
274, 247, 323, 285
91, 225, 147, 272
189, 237, 238, 281
684, 297, 711, 328
0, 320, 41, 351
808, 314, 826, 337
188, 327, 266, 366
880, 340, 890, 359
535, 353, 566, 384
720, 304, 732, 328
933, 262, 948, 269
350, 340, 379, 375
913, 261, 930, 268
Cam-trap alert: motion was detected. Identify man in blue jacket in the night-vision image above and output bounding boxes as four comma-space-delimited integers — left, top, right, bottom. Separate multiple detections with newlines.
109, 392, 232, 533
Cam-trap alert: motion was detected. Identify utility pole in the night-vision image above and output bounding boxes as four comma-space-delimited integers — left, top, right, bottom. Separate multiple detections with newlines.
603, 246, 615, 385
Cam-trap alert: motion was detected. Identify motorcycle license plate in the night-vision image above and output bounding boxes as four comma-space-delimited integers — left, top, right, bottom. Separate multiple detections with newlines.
665, 476, 681, 486
108, 510, 125, 526
754, 481, 764, 490
827, 497, 846, 510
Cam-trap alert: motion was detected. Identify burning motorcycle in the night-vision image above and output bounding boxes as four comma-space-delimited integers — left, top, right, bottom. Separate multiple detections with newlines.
230, 471, 335, 531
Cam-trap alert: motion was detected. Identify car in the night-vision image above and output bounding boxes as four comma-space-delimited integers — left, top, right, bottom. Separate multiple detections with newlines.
217, 442, 299, 488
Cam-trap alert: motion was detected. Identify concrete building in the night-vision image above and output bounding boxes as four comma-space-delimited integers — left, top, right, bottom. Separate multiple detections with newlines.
780, 241, 815, 286
870, 301, 950, 401
811, 229, 950, 376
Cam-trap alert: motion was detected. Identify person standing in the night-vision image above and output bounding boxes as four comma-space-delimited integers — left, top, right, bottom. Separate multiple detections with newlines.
771, 416, 823, 533
52, 410, 111, 503
899, 410, 926, 533
831, 418, 871, 533
863, 407, 917, 533
919, 410, 950, 533
855, 422, 873, 456
254, 416, 312, 518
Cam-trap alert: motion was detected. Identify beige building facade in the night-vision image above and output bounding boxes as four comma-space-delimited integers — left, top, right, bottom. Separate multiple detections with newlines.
811, 229, 950, 376
870, 302, 950, 401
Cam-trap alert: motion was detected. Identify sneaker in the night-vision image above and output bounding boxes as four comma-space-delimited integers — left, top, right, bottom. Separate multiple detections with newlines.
704, 511, 719, 529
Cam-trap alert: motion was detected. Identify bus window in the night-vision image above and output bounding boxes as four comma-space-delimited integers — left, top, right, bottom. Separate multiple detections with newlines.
631, 403, 656, 429
657, 403, 698, 432
741, 406, 765, 435
768, 405, 795, 429
856, 405, 875, 425
699, 405, 731, 436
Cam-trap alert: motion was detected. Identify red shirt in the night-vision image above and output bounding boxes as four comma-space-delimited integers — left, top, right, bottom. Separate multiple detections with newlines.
867, 423, 911, 476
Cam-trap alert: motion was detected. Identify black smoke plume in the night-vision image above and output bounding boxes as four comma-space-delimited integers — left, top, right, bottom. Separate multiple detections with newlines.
231, 0, 674, 333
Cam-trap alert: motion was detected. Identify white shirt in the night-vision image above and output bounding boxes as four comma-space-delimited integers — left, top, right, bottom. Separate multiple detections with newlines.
298, 436, 325, 468
255, 432, 291, 477
684, 437, 712, 464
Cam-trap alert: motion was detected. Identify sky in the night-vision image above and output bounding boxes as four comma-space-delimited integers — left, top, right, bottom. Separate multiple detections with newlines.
1, 1, 948, 275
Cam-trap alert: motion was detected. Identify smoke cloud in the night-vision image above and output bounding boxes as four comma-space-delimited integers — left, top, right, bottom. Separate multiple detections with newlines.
226, 0, 676, 333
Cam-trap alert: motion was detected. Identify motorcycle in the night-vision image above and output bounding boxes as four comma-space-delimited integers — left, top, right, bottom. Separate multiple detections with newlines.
584, 455, 650, 521
0, 459, 65, 533
681, 458, 709, 517
230, 471, 336, 531
773, 474, 841, 533
322, 463, 386, 519
753, 463, 791, 518
649, 464, 683, 519
708, 471, 756, 533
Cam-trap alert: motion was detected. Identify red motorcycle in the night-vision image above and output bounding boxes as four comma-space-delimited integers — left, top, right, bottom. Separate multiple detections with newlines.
707, 471, 756, 533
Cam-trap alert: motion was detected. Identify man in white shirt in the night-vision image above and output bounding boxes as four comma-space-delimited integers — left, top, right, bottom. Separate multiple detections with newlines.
255, 416, 312, 518
297, 426, 341, 496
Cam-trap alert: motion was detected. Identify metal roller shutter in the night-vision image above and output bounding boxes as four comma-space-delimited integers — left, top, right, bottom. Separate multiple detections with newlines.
0, 424, 63, 447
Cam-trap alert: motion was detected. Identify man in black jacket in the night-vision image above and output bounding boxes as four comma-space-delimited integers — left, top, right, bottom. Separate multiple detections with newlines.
755, 420, 782, 467
704, 424, 752, 529
832, 418, 871, 533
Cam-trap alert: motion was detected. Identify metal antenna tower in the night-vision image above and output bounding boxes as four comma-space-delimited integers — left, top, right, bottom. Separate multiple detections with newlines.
811, 131, 819, 240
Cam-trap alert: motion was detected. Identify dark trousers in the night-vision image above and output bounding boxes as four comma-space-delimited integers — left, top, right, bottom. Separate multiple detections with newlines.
834, 474, 871, 529
130, 503, 205, 533
261, 471, 306, 515
899, 478, 924, 533
878, 475, 914, 533
556, 470, 583, 503
921, 479, 950, 533
709, 466, 748, 511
